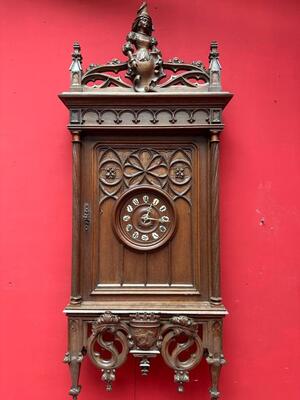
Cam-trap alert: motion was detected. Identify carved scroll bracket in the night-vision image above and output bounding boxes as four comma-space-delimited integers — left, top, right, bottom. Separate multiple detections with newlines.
161, 316, 204, 392
87, 312, 130, 391
86, 312, 203, 392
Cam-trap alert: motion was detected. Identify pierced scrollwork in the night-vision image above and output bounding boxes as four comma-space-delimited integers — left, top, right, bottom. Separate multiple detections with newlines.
82, 62, 131, 89
87, 312, 130, 392
161, 316, 204, 392
79, 52, 210, 91
70, 4, 222, 93
98, 146, 192, 205
86, 313, 204, 392
160, 59, 209, 89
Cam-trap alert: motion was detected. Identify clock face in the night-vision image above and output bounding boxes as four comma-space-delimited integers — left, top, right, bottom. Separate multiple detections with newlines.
113, 186, 176, 251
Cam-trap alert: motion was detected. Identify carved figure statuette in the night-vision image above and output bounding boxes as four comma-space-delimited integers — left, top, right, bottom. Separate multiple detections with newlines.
123, 2, 164, 92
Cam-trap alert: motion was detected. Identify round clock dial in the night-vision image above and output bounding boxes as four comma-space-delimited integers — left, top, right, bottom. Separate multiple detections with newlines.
113, 186, 176, 251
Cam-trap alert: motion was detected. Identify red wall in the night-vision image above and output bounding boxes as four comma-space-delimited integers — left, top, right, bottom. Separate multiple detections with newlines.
1, 1, 299, 399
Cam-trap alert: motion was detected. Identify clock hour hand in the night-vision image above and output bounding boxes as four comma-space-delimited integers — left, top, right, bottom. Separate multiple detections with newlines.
142, 204, 153, 221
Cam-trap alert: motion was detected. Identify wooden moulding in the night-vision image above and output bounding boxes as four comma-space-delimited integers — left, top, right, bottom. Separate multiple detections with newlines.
70, 131, 82, 305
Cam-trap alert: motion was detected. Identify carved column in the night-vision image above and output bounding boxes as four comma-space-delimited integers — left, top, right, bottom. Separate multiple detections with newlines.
210, 130, 222, 305
206, 320, 225, 400
71, 131, 82, 304
64, 318, 86, 400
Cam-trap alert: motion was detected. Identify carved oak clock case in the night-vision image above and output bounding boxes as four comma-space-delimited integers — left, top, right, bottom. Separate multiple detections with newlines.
59, 3, 232, 399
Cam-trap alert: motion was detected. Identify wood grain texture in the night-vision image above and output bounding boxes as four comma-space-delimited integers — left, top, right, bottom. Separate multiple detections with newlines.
71, 133, 82, 304
209, 132, 221, 304
61, 10, 232, 394
84, 141, 202, 298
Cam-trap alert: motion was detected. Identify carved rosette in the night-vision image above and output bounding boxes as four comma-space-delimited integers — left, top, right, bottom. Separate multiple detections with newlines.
168, 149, 192, 204
98, 149, 123, 204
124, 149, 168, 187
98, 147, 192, 205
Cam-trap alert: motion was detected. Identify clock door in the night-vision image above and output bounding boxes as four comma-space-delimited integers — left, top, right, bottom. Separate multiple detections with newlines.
81, 135, 209, 301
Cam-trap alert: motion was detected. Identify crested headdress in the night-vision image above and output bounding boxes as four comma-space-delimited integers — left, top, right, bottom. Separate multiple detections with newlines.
132, 2, 154, 33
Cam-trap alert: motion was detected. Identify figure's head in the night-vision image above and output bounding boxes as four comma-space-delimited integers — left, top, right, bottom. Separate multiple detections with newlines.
132, 2, 153, 35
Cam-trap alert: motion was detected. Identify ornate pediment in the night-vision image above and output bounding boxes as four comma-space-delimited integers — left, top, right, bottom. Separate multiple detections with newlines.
69, 2, 222, 94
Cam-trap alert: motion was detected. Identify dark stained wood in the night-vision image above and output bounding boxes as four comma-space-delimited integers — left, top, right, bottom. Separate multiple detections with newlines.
60, 2, 232, 398
70, 133, 82, 304
210, 131, 222, 304
64, 318, 85, 399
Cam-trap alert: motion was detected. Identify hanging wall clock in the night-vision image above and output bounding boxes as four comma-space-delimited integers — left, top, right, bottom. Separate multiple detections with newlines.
60, 2, 233, 398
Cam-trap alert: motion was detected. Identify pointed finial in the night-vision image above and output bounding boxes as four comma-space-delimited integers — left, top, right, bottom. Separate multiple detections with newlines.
69, 42, 83, 89
208, 41, 222, 91
209, 41, 219, 61
137, 2, 150, 19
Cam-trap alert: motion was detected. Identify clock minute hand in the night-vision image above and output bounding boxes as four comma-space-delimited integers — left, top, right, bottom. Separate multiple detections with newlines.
145, 217, 169, 223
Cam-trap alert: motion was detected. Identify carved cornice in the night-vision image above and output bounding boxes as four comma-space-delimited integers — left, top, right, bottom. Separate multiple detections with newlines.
66, 106, 224, 128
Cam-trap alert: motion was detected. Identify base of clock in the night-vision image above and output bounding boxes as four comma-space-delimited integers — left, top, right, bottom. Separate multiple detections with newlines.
64, 310, 225, 397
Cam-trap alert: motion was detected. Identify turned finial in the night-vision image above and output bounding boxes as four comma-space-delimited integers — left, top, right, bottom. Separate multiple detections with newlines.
209, 41, 222, 91
70, 42, 83, 89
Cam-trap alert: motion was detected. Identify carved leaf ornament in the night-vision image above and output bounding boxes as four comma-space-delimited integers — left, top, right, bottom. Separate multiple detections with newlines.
98, 147, 192, 204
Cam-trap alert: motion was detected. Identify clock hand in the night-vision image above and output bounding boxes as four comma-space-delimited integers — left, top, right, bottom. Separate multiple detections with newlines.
143, 217, 169, 223
143, 204, 153, 221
